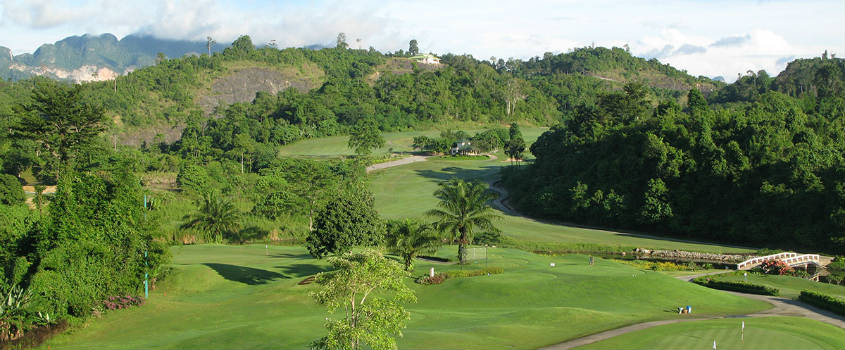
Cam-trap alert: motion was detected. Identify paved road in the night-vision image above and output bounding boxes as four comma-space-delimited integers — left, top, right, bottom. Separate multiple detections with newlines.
541, 274, 845, 349
365, 155, 429, 173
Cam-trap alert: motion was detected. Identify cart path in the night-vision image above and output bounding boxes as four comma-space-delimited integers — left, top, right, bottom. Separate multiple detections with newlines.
541, 274, 845, 350
365, 153, 498, 173
365, 155, 429, 173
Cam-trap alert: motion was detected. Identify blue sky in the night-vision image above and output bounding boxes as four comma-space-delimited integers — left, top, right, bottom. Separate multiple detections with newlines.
1, 0, 843, 81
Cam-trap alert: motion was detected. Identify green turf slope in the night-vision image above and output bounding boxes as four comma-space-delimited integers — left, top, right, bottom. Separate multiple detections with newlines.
705, 271, 845, 300
576, 316, 845, 350
369, 157, 755, 254
41, 245, 769, 349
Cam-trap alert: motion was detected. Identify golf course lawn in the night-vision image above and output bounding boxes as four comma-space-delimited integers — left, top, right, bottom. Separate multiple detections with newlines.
40, 244, 770, 349
277, 127, 549, 158
704, 271, 845, 300
368, 156, 755, 254
576, 316, 845, 350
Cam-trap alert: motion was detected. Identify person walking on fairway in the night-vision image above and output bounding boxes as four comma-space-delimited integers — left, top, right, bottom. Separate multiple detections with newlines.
589, 256, 594, 265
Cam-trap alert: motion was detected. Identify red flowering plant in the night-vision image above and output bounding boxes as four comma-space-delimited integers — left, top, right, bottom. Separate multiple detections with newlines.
758, 260, 793, 275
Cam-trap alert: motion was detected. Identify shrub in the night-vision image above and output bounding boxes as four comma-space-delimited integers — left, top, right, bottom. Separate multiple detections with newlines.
416, 267, 504, 285
0, 174, 24, 205
102, 295, 145, 311
692, 277, 779, 296
415, 274, 446, 285
757, 260, 793, 275
799, 290, 845, 316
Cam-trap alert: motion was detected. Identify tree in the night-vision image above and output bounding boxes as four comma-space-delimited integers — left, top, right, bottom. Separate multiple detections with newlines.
181, 193, 241, 243
504, 138, 525, 165
427, 179, 499, 264
385, 219, 442, 271
336, 33, 348, 50
306, 188, 384, 259
263, 159, 344, 231
14, 80, 107, 167
311, 250, 416, 350
348, 117, 384, 156
508, 122, 523, 142
0, 174, 24, 205
687, 89, 707, 113
206, 36, 216, 56
226, 35, 255, 57
408, 40, 419, 56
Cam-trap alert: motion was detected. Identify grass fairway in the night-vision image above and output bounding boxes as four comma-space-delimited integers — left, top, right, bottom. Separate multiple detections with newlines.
277, 127, 549, 158
705, 271, 845, 300
576, 316, 845, 350
368, 157, 755, 254
41, 245, 769, 349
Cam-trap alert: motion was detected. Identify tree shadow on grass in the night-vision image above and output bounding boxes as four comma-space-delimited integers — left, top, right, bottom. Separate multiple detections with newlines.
203, 263, 288, 285
270, 253, 314, 260
278, 263, 332, 278
414, 165, 502, 183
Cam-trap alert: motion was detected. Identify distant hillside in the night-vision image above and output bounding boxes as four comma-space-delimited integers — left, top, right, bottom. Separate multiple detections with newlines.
0, 33, 226, 82
515, 47, 722, 95
2, 35, 834, 150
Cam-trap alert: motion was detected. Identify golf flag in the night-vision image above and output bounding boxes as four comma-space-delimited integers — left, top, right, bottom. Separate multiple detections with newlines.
713, 339, 717, 350
742, 321, 745, 330
741, 320, 745, 342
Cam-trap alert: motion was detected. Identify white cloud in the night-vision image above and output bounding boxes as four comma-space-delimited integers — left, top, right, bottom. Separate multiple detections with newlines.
0, 0, 842, 81
634, 29, 825, 81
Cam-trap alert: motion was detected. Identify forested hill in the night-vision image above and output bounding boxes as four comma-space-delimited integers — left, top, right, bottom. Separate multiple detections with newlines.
0, 35, 727, 147
501, 56, 845, 254
0, 33, 227, 82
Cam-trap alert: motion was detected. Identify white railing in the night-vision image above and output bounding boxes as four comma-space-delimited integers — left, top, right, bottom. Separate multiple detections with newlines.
782, 254, 820, 267
736, 252, 798, 270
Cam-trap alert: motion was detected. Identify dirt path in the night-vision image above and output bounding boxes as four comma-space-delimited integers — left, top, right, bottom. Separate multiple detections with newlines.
541, 275, 845, 349
365, 155, 429, 173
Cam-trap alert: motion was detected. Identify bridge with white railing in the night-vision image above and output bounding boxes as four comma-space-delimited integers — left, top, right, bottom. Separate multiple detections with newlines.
736, 252, 822, 270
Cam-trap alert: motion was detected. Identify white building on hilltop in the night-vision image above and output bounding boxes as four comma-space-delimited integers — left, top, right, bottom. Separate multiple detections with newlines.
410, 54, 441, 65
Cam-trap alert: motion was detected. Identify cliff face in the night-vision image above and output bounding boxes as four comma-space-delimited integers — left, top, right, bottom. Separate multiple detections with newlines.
197, 66, 321, 115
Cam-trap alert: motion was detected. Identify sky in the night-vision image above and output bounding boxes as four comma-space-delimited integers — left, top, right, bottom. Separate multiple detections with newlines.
1, 0, 843, 81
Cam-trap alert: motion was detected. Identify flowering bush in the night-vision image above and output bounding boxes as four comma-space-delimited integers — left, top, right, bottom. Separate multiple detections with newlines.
758, 260, 793, 275
102, 295, 145, 311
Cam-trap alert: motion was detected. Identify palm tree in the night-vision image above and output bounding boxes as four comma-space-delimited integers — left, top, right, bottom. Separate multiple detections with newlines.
427, 179, 500, 264
386, 220, 443, 271
182, 193, 241, 243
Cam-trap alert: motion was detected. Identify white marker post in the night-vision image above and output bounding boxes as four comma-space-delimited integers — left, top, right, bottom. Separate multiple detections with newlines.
741, 321, 745, 343
713, 339, 717, 350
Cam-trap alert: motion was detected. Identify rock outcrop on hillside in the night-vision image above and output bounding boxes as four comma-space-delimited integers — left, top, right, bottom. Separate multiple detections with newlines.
197, 67, 320, 115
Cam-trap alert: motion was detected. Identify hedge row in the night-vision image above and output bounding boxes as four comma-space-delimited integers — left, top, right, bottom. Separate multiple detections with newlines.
416, 267, 504, 285
799, 290, 845, 316
692, 277, 779, 296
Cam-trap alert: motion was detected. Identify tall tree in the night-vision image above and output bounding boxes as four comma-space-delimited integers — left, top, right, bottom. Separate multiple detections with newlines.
385, 219, 442, 271
306, 187, 384, 259
336, 33, 348, 50
348, 117, 384, 156
206, 36, 216, 56
181, 193, 241, 243
427, 179, 499, 264
504, 137, 526, 165
408, 39, 419, 56
311, 250, 416, 350
14, 80, 107, 167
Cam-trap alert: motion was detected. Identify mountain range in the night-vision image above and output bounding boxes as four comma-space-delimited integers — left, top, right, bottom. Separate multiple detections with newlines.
0, 33, 229, 82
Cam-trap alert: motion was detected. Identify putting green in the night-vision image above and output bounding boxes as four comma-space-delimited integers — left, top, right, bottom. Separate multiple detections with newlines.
575, 316, 845, 350
40, 245, 770, 349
